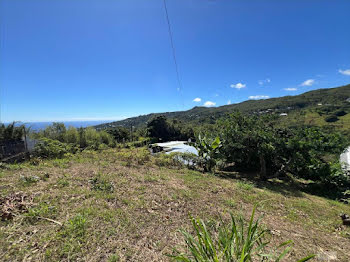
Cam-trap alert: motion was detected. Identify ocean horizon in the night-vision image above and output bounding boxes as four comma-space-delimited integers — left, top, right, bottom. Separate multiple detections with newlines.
4, 120, 114, 131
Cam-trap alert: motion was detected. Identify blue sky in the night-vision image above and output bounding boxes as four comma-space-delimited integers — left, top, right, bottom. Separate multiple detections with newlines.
1, 0, 350, 122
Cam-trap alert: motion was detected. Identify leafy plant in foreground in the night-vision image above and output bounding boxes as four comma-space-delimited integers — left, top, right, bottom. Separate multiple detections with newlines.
169, 206, 315, 262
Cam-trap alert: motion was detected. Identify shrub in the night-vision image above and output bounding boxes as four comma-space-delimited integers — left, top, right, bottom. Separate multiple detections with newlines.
33, 138, 78, 159
324, 115, 339, 122
335, 110, 347, 117
153, 152, 184, 168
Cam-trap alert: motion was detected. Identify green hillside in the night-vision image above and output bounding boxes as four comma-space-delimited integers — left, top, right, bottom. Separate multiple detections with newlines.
1, 148, 350, 261
95, 84, 350, 131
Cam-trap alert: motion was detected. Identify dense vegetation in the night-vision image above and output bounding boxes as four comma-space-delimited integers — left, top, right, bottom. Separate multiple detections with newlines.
192, 112, 349, 200
31, 123, 115, 158
95, 84, 350, 133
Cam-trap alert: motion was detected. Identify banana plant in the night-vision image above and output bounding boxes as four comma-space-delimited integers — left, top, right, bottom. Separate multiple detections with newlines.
194, 134, 221, 172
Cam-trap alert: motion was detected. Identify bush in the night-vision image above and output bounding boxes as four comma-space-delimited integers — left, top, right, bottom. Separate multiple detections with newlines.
324, 115, 339, 122
335, 110, 347, 117
319, 162, 350, 199
153, 152, 184, 168
34, 138, 78, 159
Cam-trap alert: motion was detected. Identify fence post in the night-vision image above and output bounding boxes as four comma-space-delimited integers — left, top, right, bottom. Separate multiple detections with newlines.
23, 126, 28, 153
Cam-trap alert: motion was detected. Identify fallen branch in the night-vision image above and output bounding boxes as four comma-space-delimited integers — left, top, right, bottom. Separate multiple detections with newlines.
37, 216, 63, 226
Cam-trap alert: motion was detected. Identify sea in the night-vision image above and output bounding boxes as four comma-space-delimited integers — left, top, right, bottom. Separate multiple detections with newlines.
5, 121, 113, 131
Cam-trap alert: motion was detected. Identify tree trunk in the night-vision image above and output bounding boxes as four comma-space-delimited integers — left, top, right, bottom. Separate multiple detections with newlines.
259, 155, 267, 180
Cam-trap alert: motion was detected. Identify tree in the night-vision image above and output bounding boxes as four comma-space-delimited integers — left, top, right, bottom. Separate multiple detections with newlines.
106, 127, 130, 142
65, 126, 79, 144
147, 116, 171, 142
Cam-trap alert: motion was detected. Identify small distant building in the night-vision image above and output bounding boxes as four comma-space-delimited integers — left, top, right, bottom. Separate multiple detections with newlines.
317, 103, 323, 106
346, 98, 350, 102
280, 113, 288, 116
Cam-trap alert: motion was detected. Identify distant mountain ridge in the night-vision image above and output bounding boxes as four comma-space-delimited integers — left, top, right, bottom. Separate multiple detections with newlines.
95, 84, 350, 130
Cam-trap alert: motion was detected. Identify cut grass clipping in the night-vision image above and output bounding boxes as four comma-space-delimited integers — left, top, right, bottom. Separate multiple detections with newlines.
169, 206, 315, 262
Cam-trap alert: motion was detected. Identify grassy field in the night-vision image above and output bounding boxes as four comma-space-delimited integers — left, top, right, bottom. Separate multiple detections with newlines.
1, 148, 350, 261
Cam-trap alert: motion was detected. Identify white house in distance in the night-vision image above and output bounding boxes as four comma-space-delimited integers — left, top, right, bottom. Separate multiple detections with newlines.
280, 113, 288, 116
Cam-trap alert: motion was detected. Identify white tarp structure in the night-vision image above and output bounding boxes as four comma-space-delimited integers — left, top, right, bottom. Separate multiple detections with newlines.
155, 141, 198, 155
340, 147, 350, 170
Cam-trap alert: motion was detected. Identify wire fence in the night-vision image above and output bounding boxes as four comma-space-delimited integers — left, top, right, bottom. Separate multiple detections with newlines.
0, 137, 38, 161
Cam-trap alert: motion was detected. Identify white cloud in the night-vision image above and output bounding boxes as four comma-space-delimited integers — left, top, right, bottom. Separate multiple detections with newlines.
193, 97, 201, 102
300, 79, 315, 86
204, 101, 216, 107
227, 100, 231, 105
248, 95, 270, 100
258, 78, 271, 85
284, 88, 297, 91
339, 69, 350, 76
230, 83, 246, 89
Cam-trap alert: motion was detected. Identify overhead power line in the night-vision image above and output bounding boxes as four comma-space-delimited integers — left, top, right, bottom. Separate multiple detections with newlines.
163, 0, 184, 107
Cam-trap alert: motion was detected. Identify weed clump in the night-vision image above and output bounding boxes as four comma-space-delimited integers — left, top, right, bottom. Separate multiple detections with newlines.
89, 176, 114, 193
170, 206, 315, 261
19, 175, 40, 186
57, 213, 88, 259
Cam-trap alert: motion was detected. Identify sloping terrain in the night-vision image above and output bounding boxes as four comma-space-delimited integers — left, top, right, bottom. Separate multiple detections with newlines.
95, 84, 350, 129
1, 148, 350, 261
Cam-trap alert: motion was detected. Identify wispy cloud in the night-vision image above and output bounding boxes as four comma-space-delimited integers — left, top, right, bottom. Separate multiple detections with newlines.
227, 100, 231, 105
230, 83, 246, 89
339, 69, 350, 76
300, 79, 315, 86
284, 88, 297, 91
258, 78, 271, 85
249, 95, 270, 100
193, 97, 201, 102
204, 101, 216, 107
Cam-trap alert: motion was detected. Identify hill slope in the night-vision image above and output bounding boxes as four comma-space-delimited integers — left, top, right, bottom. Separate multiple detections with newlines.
95, 84, 350, 129
1, 148, 350, 261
